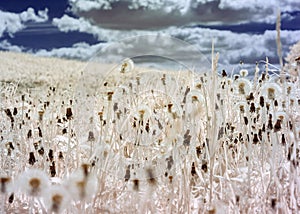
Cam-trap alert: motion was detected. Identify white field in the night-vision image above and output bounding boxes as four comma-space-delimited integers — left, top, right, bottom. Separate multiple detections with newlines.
0, 51, 300, 213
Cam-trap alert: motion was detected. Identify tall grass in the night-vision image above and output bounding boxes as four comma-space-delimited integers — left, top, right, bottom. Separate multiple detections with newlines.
0, 49, 299, 213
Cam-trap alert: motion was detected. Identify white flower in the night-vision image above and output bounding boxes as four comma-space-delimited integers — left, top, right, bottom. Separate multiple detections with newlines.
275, 111, 288, 122
0, 176, 13, 194
119, 58, 134, 73
261, 82, 282, 100
18, 169, 50, 197
135, 104, 152, 121
64, 170, 98, 201
234, 78, 252, 95
235, 101, 248, 113
43, 185, 71, 213
239, 69, 249, 77
185, 90, 206, 118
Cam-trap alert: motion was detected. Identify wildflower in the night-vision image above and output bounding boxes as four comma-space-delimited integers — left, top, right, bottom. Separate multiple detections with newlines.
250, 103, 256, 113
48, 149, 54, 162
28, 152, 36, 165
50, 162, 56, 177
124, 165, 131, 182
191, 162, 196, 176
27, 130, 32, 139
235, 102, 248, 114
146, 168, 156, 186
246, 92, 254, 101
0, 176, 12, 194
66, 107, 73, 120
8, 193, 14, 203
132, 179, 139, 191
253, 134, 259, 144
58, 151, 64, 160
274, 119, 281, 132
239, 69, 249, 77
38, 147, 44, 156
43, 185, 70, 213
234, 78, 251, 95
222, 69, 227, 77
107, 91, 114, 101
271, 198, 276, 209
183, 129, 191, 147
19, 169, 50, 197
65, 169, 98, 201
136, 105, 151, 122
261, 82, 282, 100
120, 58, 134, 73
201, 160, 208, 173
166, 155, 174, 170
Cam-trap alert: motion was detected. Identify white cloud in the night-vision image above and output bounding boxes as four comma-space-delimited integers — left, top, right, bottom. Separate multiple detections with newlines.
69, 0, 116, 11
52, 14, 150, 41
0, 8, 48, 38
20, 8, 48, 22
52, 15, 101, 38
166, 27, 300, 66
51, 11, 300, 66
68, 0, 300, 29
35, 42, 105, 60
0, 40, 24, 52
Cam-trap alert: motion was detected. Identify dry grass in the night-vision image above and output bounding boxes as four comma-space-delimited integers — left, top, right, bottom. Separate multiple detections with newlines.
0, 50, 299, 213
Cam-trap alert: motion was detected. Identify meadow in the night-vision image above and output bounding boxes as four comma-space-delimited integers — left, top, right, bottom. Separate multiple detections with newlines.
0, 45, 299, 214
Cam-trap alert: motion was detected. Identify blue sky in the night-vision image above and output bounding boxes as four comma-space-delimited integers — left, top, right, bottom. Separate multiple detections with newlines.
0, 0, 299, 71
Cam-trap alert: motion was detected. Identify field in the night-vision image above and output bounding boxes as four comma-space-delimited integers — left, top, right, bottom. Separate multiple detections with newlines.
0, 49, 299, 213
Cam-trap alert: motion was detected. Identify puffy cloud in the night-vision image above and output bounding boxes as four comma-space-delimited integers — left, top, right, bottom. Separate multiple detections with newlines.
50, 11, 300, 67
35, 42, 105, 60
166, 27, 300, 70
52, 15, 102, 38
0, 40, 24, 52
69, 0, 116, 12
52, 14, 150, 41
0, 8, 48, 38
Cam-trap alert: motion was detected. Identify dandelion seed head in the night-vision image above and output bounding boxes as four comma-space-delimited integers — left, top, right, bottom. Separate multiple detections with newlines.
120, 58, 134, 73
239, 69, 249, 77
261, 82, 282, 100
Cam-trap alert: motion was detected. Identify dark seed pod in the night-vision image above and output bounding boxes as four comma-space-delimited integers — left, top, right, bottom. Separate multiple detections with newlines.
8, 193, 14, 203
274, 119, 281, 132
133, 179, 139, 191
191, 162, 196, 176
50, 162, 56, 177
48, 149, 54, 162
124, 165, 130, 182
38, 147, 44, 156
146, 168, 156, 186
29, 152, 36, 165
66, 107, 73, 120
222, 69, 227, 77
253, 134, 259, 144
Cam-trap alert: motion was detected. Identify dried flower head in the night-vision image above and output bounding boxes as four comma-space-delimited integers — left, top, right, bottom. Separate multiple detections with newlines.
235, 78, 251, 95
43, 185, 70, 213
19, 169, 50, 197
0, 176, 12, 194
120, 58, 134, 73
239, 69, 249, 77
261, 82, 282, 100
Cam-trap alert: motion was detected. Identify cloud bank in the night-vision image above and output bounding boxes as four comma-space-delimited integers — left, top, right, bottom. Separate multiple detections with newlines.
68, 0, 300, 29
0, 7, 48, 37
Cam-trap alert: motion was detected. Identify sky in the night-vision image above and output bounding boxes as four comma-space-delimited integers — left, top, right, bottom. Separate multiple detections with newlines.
0, 0, 300, 73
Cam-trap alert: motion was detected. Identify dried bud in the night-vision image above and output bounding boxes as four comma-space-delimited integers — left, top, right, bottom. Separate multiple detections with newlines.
29, 152, 36, 165
133, 179, 139, 191
66, 108, 73, 120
